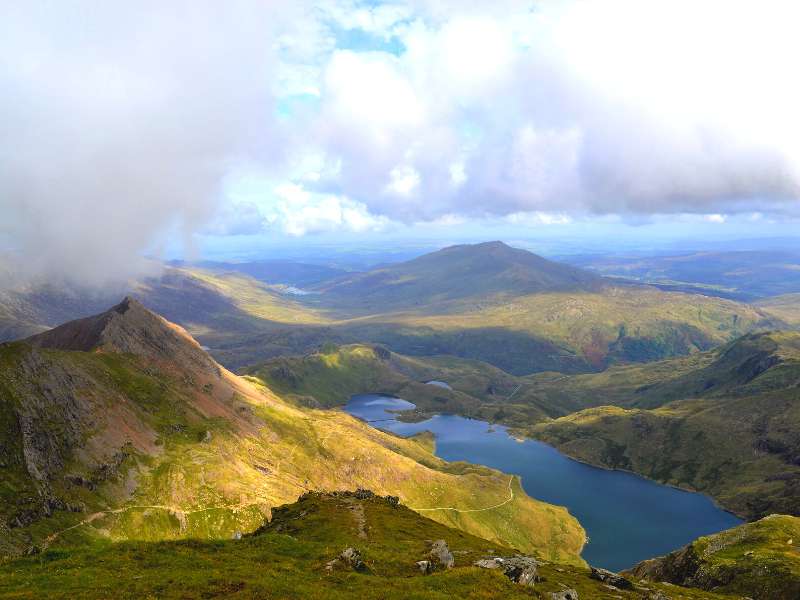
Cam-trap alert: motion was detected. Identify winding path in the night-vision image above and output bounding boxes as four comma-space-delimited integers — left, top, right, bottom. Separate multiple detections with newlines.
407, 475, 515, 513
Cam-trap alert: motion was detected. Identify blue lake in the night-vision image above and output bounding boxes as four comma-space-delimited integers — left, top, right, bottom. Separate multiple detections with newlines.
345, 393, 742, 571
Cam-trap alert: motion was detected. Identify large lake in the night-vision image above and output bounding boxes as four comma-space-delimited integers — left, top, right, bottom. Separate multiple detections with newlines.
345, 393, 742, 571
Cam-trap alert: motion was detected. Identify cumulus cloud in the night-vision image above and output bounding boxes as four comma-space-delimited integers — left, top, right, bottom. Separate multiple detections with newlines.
295, 0, 800, 222
3, 0, 800, 286
0, 0, 288, 285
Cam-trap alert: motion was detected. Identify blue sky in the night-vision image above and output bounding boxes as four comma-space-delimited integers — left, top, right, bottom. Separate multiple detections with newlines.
2, 1, 799, 283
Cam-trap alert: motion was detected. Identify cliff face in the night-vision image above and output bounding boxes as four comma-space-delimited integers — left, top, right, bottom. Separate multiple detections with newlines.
627, 515, 800, 600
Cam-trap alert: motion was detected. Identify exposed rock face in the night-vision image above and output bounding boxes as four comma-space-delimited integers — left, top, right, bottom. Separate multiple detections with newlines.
589, 566, 633, 589
25, 297, 220, 376
474, 556, 539, 587
429, 539, 454, 569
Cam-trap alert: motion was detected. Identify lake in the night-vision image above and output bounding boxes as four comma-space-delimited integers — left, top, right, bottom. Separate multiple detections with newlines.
345, 393, 742, 571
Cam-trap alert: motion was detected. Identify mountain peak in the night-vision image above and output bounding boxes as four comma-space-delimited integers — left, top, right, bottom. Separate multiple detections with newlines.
25, 297, 219, 374
318, 241, 605, 307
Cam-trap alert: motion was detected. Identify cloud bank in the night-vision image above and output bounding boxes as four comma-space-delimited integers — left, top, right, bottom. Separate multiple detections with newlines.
2, 0, 800, 283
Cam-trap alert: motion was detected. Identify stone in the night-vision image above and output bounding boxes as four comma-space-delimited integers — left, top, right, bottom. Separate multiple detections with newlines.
416, 560, 432, 574
474, 556, 538, 587
326, 547, 367, 573
590, 566, 634, 590
430, 539, 455, 569
340, 547, 367, 572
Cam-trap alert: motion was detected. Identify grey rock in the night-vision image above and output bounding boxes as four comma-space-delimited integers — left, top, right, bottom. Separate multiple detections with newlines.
326, 547, 367, 572
430, 539, 454, 569
416, 560, 432, 574
340, 547, 367, 572
474, 556, 539, 587
590, 566, 634, 590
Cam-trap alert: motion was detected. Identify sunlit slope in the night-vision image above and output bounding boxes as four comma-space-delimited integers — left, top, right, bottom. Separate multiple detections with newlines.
628, 515, 800, 600
0, 244, 783, 375
0, 492, 735, 600
0, 299, 584, 564
247, 344, 564, 425
526, 332, 800, 519
757, 292, 800, 326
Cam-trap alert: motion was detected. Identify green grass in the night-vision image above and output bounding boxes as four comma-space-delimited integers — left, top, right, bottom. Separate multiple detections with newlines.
0, 492, 738, 600
628, 514, 800, 600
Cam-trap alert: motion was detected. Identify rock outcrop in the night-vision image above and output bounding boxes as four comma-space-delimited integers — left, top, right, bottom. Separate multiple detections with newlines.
589, 566, 633, 589
474, 556, 539, 586
429, 539, 454, 569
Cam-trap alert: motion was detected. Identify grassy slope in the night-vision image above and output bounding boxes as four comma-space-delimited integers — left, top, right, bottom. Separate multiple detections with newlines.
627, 515, 800, 600
525, 332, 800, 519
757, 293, 800, 326
246, 344, 561, 426
0, 492, 737, 600
246, 335, 800, 521
3, 244, 783, 376
0, 337, 585, 565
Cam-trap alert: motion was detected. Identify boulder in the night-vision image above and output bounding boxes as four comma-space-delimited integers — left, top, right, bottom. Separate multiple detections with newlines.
473, 556, 538, 587
430, 539, 454, 569
416, 560, 432, 574
326, 547, 367, 573
590, 566, 634, 589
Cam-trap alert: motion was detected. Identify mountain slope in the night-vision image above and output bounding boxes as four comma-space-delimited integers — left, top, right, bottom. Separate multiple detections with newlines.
0, 299, 585, 564
627, 515, 800, 600
317, 241, 605, 308
525, 331, 800, 519
0, 491, 735, 600
0, 244, 784, 374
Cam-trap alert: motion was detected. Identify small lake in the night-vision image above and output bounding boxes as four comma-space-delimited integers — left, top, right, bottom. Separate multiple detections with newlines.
345, 393, 742, 571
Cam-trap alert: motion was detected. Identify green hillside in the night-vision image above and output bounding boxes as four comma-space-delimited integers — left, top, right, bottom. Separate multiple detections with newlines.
1, 243, 784, 375
525, 332, 800, 519
0, 299, 585, 565
628, 515, 800, 600
0, 491, 736, 600
757, 293, 800, 326
247, 333, 800, 521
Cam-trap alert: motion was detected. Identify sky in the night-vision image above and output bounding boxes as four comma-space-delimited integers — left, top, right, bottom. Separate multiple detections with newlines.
2, 0, 800, 284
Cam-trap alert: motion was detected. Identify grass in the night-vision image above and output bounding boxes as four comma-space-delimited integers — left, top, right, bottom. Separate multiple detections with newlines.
628, 514, 800, 600
0, 337, 586, 565
0, 492, 739, 600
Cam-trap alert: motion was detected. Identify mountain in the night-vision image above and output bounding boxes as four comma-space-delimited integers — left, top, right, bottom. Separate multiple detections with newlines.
563, 250, 800, 300
0, 299, 585, 563
628, 515, 800, 600
525, 331, 800, 519
0, 243, 786, 375
0, 491, 736, 600
253, 332, 800, 521
316, 241, 606, 308
757, 293, 800, 326
170, 259, 350, 288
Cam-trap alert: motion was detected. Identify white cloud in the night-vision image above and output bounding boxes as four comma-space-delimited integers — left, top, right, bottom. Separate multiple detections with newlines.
5, 0, 800, 283
267, 183, 389, 236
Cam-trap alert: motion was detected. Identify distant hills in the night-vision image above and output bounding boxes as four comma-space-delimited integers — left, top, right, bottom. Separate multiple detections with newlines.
564, 250, 800, 300
316, 241, 605, 308
0, 242, 787, 375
